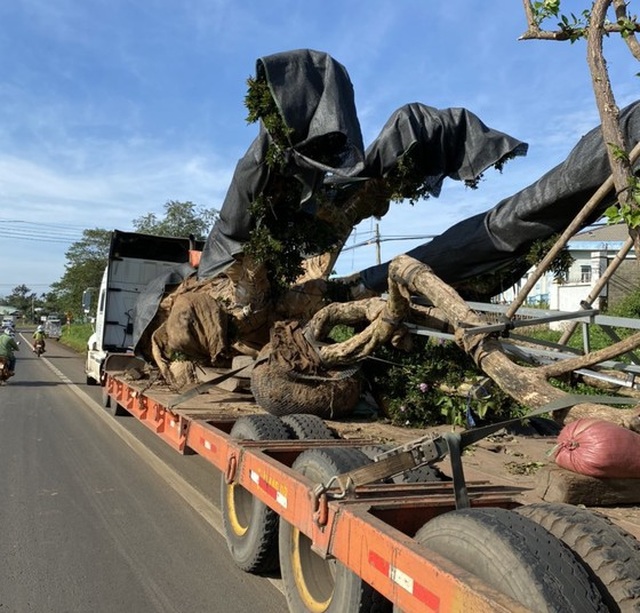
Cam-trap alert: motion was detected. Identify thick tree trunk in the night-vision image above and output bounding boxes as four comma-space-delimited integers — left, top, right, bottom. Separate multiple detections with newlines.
306, 254, 640, 431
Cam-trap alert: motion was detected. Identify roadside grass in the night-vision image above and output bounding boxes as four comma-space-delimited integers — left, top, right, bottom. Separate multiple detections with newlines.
60, 323, 93, 353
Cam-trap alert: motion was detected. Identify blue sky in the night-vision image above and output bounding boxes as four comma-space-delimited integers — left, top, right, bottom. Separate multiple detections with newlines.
0, 0, 638, 298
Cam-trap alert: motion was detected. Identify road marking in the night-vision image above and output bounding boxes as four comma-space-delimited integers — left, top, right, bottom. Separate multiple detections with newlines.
38, 352, 286, 596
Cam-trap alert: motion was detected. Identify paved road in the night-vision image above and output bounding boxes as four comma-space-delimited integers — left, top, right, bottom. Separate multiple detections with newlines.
0, 332, 287, 613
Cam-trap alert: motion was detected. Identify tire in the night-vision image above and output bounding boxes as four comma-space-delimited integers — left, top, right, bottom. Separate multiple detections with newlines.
251, 359, 361, 419
86, 375, 98, 386
279, 447, 392, 612
221, 414, 291, 574
398, 507, 607, 613
516, 502, 640, 612
101, 387, 128, 416
280, 414, 337, 440
110, 402, 129, 417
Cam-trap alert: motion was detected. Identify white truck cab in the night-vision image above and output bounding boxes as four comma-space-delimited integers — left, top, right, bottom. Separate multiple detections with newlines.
84, 230, 199, 386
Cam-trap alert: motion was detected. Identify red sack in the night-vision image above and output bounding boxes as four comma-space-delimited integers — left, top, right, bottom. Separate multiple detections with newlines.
554, 418, 640, 478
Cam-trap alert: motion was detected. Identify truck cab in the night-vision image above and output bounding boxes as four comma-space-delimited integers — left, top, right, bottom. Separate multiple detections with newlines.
84, 230, 201, 386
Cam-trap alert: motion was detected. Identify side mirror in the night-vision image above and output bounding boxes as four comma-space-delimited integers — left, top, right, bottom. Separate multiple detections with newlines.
82, 289, 93, 315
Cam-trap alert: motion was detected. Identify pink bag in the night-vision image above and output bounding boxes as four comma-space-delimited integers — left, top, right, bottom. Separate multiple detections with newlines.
554, 418, 640, 478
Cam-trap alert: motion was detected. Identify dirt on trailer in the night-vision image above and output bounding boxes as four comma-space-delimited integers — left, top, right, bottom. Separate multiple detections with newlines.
112, 363, 640, 541
325, 413, 640, 541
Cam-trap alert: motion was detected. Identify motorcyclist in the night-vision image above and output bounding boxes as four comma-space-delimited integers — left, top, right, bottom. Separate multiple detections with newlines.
0, 327, 20, 376
32, 325, 46, 353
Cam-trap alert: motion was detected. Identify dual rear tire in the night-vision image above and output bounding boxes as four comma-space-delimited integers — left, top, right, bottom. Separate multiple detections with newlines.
221, 414, 636, 612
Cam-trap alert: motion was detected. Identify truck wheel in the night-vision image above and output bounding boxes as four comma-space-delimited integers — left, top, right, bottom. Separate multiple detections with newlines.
516, 502, 640, 611
279, 447, 391, 612
101, 387, 128, 416
222, 414, 291, 574
280, 414, 337, 440
396, 507, 607, 613
86, 375, 98, 386
110, 402, 129, 417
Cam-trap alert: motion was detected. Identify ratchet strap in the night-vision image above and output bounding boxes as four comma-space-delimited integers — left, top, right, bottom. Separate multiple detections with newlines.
322, 394, 635, 509
168, 360, 263, 409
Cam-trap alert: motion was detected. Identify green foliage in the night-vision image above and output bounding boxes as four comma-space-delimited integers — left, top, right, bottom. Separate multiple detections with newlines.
525, 234, 574, 280
59, 322, 94, 353
602, 146, 640, 229
328, 324, 355, 343
245, 193, 339, 294
609, 287, 640, 319
2, 284, 36, 317
243, 76, 339, 294
385, 149, 432, 205
619, 16, 640, 39
532, 0, 561, 24
523, 321, 623, 355
532, 1, 589, 41
365, 337, 524, 428
245, 77, 293, 168
132, 200, 218, 240
384, 147, 520, 206
604, 177, 640, 229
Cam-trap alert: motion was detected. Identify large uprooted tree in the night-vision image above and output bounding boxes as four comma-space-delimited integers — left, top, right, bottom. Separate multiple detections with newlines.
131, 2, 640, 433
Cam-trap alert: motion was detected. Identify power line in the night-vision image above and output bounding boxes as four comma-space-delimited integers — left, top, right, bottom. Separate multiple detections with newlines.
341, 234, 436, 252
0, 220, 86, 244
0, 218, 89, 229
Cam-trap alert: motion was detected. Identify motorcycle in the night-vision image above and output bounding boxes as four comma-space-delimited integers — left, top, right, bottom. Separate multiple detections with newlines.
0, 356, 13, 384
34, 340, 45, 357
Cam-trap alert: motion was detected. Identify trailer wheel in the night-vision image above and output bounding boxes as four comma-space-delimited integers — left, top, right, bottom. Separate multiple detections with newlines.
396, 507, 607, 613
516, 502, 640, 612
101, 388, 111, 408
221, 414, 291, 574
279, 447, 391, 612
280, 414, 337, 440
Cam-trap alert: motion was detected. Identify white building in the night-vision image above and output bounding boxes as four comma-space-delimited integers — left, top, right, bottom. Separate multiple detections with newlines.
496, 224, 635, 327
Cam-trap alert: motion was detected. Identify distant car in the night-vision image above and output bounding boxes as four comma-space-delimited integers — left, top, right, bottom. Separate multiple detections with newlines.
2, 317, 15, 330
44, 318, 62, 340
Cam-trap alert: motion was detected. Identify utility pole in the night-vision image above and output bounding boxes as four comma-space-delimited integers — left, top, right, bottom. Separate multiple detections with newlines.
375, 223, 381, 265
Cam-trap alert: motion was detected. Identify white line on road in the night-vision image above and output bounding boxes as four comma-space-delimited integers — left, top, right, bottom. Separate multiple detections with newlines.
36, 352, 286, 596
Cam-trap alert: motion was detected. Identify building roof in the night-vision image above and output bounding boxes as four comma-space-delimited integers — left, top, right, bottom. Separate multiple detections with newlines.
573, 223, 630, 242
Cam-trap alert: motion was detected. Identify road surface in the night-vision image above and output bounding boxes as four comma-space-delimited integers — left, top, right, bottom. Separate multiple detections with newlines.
0, 331, 288, 613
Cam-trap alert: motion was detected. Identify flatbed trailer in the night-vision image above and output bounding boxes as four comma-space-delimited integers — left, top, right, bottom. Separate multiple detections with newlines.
100, 354, 635, 613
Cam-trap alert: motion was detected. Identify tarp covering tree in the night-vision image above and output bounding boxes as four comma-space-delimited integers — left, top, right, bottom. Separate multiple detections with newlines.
130, 48, 640, 432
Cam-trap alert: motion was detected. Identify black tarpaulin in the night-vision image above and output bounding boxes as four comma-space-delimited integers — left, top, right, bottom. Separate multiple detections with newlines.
197, 49, 365, 280
359, 99, 640, 297
197, 49, 526, 281
363, 103, 528, 195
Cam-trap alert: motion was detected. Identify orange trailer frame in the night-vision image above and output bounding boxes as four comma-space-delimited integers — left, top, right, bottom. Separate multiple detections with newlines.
103, 360, 536, 613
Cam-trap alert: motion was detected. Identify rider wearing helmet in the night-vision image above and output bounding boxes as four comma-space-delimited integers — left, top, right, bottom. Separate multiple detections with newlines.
0, 327, 20, 376
32, 325, 46, 354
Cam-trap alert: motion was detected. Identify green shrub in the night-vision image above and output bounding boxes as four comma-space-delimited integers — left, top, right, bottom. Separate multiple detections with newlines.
610, 288, 640, 319
364, 337, 524, 428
